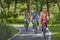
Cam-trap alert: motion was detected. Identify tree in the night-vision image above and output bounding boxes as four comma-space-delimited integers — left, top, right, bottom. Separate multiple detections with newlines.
57, 0, 60, 12
30, 0, 32, 15
49, 0, 60, 12
0, 0, 1, 14
46, 0, 49, 13
14, 0, 17, 14
0, 0, 4, 22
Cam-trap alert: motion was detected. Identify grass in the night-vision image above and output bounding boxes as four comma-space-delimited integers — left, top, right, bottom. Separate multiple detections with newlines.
49, 25, 60, 40
17, 16, 24, 19
0, 22, 20, 40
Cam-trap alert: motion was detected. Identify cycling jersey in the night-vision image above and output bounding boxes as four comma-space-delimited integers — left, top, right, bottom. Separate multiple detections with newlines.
32, 12, 39, 19
32, 12, 39, 29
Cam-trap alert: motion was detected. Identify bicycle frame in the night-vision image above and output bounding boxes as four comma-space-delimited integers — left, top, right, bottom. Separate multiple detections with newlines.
42, 20, 47, 38
24, 19, 29, 31
33, 19, 38, 34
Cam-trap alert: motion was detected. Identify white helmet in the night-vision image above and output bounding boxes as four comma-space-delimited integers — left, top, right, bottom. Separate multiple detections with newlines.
43, 6, 47, 9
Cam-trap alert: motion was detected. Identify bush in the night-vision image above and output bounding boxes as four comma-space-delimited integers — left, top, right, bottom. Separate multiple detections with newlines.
14, 19, 24, 24
0, 22, 19, 40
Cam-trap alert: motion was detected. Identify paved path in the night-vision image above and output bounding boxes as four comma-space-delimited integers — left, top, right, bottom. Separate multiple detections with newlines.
9, 26, 52, 40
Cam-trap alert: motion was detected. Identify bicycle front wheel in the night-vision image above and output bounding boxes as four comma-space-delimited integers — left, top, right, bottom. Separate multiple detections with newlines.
43, 26, 46, 38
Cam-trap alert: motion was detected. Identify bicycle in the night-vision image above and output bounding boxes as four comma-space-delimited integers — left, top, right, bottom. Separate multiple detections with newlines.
42, 20, 47, 38
33, 19, 38, 34
24, 19, 29, 31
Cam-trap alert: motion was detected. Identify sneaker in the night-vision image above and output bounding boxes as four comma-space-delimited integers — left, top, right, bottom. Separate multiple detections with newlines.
46, 27, 49, 31
37, 26, 39, 29
32, 29, 34, 31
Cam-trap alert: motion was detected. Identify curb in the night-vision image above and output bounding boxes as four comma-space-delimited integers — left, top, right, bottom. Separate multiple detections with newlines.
8, 28, 21, 40
8, 32, 20, 40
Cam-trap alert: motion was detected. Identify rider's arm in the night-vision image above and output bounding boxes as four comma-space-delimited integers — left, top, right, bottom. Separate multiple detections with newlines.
37, 12, 39, 17
30, 13, 33, 21
39, 12, 42, 21
28, 13, 30, 18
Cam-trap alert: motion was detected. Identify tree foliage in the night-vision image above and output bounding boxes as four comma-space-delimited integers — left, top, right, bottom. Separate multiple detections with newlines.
0, 0, 60, 24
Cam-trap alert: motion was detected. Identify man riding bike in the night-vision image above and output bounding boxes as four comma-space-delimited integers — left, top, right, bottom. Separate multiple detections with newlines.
24, 9, 30, 31
32, 8, 39, 31
39, 6, 49, 32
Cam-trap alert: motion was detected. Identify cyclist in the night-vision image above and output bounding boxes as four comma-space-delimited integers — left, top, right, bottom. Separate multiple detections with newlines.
24, 9, 30, 31
39, 6, 49, 32
32, 8, 39, 31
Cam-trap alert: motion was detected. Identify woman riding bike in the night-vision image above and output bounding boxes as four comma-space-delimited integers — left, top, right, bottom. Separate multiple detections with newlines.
39, 6, 49, 33
24, 9, 30, 31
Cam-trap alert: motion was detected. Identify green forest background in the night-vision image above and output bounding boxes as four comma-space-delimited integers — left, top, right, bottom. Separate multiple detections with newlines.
0, 0, 60, 40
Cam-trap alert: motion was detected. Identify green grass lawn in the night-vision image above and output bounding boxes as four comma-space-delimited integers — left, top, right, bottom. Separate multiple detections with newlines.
49, 25, 60, 40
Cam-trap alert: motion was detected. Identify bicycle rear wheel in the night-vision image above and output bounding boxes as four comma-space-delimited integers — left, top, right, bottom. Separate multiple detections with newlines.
34, 27, 37, 34
25, 23, 29, 31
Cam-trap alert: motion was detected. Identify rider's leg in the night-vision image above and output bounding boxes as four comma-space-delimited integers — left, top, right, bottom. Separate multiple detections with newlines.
33, 24, 35, 29
46, 23, 49, 30
32, 20, 35, 29
32, 23, 35, 31
24, 21, 26, 30
42, 20, 45, 32
24, 18, 26, 27
37, 21, 39, 29
26, 20, 29, 31
24, 19, 28, 31
42, 23, 44, 32
26, 23, 29, 31
32, 19, 36, 31
45, 22, 47, 27
27, 20, 30, 30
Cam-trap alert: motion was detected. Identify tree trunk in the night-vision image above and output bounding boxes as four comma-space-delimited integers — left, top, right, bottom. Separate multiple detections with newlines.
27, 0, 30, 10
29, 0, 32, 16
0, 0, 1, 13
46, 0, 49, 13
46, 0, 50, 19
26, 0, 32, 16
57, 3, 60, 12
14, 0, 17, 14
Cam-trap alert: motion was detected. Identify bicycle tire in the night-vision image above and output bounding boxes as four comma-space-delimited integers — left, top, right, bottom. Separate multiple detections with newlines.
34, 27, 37, 34
43, 26, 46, 38
25, 23, 29, 31
34, 22, 37, 34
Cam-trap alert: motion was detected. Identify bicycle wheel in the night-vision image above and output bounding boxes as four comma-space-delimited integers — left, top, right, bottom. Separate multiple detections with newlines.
43, 26, 46, 38
34, 22, 37, 34
34, 27, 37, 34
25, 22, 29, 31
